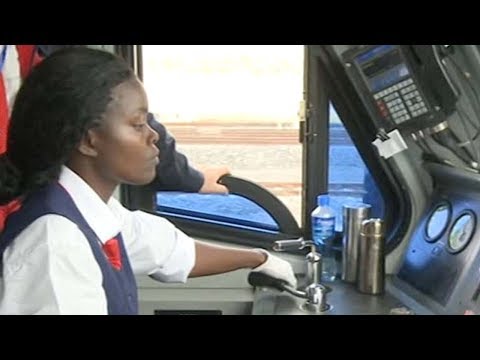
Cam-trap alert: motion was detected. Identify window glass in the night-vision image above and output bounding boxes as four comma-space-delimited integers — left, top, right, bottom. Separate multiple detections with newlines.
142, 46, 304, 229
328, 104, 385, 230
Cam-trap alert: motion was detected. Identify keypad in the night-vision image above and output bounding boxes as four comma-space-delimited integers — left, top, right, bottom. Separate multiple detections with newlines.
373, 78, 428, 124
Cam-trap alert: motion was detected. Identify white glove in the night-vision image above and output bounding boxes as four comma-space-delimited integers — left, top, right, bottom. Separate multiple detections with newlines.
251, 249, 297, 289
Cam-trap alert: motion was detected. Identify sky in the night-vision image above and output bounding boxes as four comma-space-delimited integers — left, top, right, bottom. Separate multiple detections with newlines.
142, 45, 305, 125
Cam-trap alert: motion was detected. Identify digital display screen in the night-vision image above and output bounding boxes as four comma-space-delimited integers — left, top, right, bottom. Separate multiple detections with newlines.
355, 45, 410, 93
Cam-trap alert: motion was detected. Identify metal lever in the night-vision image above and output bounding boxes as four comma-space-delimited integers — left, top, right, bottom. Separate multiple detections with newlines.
248, 272, 331, 313
273, 238, 313, 252
274, 238, 321, 287
303, 283, 331, 313
271, 238, 332, 313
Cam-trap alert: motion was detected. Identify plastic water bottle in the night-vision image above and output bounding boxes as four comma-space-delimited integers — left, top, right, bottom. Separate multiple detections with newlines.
312, 194, 337, 282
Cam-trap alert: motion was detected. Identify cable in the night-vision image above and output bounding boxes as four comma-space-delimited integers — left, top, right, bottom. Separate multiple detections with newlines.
416, 135, 454, 168
445, 53, 480, 163
457, 105, 478, 130
456, 109, 480, 165
432, 46, 480, 167
432, 45, 461, 99
432, 128, 477, 169
457, 107, 480, 159
444, 53, 480, 132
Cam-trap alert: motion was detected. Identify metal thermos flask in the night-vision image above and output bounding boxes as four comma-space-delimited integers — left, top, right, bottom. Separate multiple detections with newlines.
341, 203, 371, 283
357, 219, 385, 295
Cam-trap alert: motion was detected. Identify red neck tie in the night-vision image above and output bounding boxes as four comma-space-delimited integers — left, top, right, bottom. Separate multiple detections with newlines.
102, 237, 122, 271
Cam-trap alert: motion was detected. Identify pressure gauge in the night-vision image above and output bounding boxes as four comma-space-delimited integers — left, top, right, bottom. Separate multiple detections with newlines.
425, 202, 451, 243
448, 211, 476, 254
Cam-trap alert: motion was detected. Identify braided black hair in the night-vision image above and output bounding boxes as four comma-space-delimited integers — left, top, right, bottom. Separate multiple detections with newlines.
0, 47, 135, 204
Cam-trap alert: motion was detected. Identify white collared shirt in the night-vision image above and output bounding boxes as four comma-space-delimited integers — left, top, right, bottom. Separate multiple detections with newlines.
0, 166, 195, 315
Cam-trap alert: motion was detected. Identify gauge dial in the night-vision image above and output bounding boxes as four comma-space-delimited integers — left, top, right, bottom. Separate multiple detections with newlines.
448, 212, 476, 254
425, 203, 451, 242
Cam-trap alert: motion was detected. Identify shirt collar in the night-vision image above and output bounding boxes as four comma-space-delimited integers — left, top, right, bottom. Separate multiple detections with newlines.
58, 165, 121, 244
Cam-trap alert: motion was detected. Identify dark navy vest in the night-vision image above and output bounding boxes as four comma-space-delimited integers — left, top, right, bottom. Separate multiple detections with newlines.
0, 183, 138, 315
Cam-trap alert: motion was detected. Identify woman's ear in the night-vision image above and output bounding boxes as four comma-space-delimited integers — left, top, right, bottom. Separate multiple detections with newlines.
77, 129, 99, 157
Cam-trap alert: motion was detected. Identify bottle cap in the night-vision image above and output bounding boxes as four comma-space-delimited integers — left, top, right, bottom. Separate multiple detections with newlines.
317, 194, 329, 206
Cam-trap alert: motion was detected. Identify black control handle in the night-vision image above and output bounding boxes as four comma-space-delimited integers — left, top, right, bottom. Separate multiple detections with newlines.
248, 272, 288, 292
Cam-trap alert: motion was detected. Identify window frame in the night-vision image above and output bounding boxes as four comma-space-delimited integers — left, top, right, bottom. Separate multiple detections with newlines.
117, 45, 408, 254
308, 45, 409, 253
119, 45, 304, 250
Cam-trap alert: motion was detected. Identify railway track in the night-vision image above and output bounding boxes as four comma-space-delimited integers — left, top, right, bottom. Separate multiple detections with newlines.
166, 125, 350, 145
252, 182, 365, 197
164, 123, 363, 197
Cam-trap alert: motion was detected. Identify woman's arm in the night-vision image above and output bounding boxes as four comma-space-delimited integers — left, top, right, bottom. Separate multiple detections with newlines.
190, 240, 297, 288
189, 241, 267, 277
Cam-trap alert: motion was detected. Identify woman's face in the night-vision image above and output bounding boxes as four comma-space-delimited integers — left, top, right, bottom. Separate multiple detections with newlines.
89, 78, 160, 186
